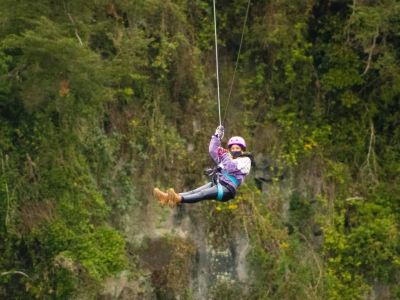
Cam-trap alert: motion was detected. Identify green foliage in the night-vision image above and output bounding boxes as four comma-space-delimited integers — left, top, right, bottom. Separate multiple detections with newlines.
61, 226, 127, 281
236, 0, 399, 298
289, 192, 313, 230
0, 0, 399, 298
324, 195, 400, 298
273, 109, 332, 166
320, 47, 364, 92
241, 182, 324, 300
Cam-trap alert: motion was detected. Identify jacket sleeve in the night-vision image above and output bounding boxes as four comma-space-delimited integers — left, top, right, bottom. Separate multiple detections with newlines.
209, 135, 221, 163
220, 154, 251, 175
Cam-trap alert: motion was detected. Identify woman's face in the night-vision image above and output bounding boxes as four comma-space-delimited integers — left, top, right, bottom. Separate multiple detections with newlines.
229, 144, 242, 152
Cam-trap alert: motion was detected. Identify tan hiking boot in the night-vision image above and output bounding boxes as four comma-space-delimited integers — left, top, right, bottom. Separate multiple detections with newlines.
167, 188, 182, 207
153, 188, 169, 205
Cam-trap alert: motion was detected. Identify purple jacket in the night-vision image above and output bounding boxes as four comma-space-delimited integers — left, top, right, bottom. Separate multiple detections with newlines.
209, 135, 251, 191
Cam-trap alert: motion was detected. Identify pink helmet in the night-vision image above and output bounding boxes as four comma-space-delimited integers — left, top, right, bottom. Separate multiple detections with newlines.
227, 136, 246, 150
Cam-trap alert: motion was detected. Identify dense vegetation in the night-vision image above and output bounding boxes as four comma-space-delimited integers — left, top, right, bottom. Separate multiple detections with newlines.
0, 0, 399, 299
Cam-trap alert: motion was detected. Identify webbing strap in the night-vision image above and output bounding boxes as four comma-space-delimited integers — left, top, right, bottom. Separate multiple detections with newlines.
223, 0, 252, 123
222, 170, 240, 188
217, 183, 224, 201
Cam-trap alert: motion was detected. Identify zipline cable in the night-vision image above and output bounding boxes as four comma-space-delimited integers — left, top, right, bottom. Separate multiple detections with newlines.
223, 0, 251, 124
213, 0, 222, 126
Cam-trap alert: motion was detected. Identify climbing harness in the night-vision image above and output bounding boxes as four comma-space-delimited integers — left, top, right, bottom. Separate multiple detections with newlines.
205, 165, 239, 201
216, 170, 240, 201
212, 0, 252, 125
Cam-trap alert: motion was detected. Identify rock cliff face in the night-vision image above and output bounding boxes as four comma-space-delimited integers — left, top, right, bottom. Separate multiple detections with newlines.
111, 203, 251, 299
99, 157, 273, 299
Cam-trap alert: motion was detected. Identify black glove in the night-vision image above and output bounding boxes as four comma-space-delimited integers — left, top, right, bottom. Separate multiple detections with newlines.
214, 125, 224, 140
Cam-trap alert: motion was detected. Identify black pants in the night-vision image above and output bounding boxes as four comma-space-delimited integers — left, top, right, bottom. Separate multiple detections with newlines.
180, 182, 235, 204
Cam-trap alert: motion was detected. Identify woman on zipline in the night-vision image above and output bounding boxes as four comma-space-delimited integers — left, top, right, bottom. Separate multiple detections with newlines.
154, 125, 252, 207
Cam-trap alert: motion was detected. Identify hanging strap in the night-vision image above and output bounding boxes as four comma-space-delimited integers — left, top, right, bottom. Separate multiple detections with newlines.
213, 0, 222, 126
223, 0, 251, 123
213, 0, 252, 125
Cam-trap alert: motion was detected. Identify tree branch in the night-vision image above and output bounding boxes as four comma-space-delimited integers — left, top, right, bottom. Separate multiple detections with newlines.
362, 26, 379, 76
345, 0, 357, 44
346, 196, 364, 202
298, 232, 323, 295
1, 153, 10, 230
63, 0, 83, 46
67, 13, 83, 46
361, 120, 378, 184
365, 121, 376, 170
1, 271, 30, 278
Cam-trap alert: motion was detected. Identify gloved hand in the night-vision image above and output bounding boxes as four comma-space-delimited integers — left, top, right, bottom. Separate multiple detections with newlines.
217, 147, 228, 158
214, 125, 224, 140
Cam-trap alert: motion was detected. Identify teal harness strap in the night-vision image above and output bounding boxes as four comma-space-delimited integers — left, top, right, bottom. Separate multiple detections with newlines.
217, 183, 224, 201
222, 170, 240, 188
216, 171, 240, 201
